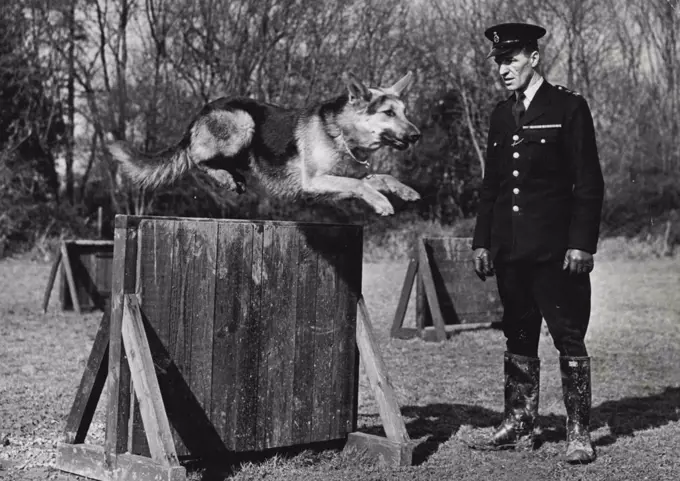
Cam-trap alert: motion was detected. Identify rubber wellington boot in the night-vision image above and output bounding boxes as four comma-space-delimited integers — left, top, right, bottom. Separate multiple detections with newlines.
471, 352, 540, 450
560, 356, 596, 464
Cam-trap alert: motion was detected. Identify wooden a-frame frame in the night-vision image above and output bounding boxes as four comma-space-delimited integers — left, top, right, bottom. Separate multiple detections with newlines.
56, 295, 185, 481
390, 237, 501, 342
55, 292, 413, 481
42, 239, 114, 314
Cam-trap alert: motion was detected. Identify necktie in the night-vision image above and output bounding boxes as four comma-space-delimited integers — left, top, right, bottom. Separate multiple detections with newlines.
513, 92, 526, 126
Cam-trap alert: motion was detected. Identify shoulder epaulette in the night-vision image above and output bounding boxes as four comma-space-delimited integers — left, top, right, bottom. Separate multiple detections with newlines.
555, 85, 582, 97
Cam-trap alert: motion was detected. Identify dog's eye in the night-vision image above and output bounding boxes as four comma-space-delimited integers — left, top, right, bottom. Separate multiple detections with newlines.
383, 110, 395, 117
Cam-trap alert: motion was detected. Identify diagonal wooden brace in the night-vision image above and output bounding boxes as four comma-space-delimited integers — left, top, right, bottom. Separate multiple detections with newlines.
121, 294, 179, 467
349, 296, 412, 466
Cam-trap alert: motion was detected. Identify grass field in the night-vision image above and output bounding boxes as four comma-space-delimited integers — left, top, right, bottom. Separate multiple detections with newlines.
1, 249, 679, 481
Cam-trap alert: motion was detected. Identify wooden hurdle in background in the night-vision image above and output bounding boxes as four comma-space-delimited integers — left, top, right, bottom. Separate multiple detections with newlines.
56, 215, 412, 481
42, 239, 114, 314
42, 207, 112, 314
391, 237, 503, 342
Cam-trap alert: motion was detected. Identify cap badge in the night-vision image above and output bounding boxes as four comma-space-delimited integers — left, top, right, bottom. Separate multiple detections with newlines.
493, 31, 500, 43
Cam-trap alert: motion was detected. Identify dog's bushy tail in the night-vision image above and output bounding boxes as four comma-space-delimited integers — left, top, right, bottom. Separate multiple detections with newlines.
108, 140, 193, 190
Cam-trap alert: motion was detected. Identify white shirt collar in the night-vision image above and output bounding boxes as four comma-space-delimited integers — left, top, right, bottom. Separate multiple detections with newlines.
518, 76, 544, 107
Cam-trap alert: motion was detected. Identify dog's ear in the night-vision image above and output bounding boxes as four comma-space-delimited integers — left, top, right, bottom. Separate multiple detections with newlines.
384, 71, 413, 97
343, 72, 371, 104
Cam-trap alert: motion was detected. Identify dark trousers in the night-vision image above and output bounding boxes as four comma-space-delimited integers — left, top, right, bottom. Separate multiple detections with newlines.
495, 260, 591, 358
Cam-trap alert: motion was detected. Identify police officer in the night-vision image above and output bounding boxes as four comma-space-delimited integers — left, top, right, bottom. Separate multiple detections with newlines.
471, 23, 605, 463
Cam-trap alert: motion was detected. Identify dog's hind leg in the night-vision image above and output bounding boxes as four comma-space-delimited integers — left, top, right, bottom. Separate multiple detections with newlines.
303, 175, 395, 215
362, 174, 421, 202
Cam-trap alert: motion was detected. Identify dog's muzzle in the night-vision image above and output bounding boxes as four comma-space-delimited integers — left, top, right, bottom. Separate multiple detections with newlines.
381, 132, 421, 150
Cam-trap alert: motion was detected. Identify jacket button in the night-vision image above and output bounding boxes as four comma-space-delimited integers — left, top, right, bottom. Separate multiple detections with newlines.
513, 188, 520, 194
512, 134, 519, 141
512, 170, 519, 177
541, 139, 546, 144
512, 205, 519, 212
513, 152, 520, 159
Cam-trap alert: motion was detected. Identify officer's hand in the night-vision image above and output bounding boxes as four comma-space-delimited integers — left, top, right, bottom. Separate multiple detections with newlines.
562, 249, 594, 275
473, 248, 495, 281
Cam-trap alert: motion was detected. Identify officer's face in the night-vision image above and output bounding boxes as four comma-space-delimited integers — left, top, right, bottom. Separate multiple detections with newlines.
495, 49, 539, 92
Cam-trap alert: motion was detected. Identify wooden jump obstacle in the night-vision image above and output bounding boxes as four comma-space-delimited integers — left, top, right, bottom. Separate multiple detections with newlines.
42, 239, 114, 314
391, 237, 503, 342
56, 215, 412, 481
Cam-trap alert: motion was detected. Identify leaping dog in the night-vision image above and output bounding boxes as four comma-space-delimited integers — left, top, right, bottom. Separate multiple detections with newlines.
108, 72, 421, 216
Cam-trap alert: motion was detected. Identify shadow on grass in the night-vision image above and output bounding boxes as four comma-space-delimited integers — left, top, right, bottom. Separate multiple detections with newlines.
181, 439, 347, 480
538, 386, 680, 448
360, 404, 503, 465
382, 387, 680, 464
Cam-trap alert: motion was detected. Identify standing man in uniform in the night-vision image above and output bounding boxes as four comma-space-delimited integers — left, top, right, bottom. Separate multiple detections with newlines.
471, 23, 605, 464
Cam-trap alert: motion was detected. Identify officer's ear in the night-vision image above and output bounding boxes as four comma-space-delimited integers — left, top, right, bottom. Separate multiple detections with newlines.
530, 50, 540, 68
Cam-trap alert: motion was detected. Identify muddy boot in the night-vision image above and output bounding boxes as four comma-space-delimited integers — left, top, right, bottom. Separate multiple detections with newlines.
470, 352, 540, 450
560, 356, 596, 464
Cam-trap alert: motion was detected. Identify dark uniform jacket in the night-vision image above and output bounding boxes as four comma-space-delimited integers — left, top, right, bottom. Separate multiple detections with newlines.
472, 80, 605, 263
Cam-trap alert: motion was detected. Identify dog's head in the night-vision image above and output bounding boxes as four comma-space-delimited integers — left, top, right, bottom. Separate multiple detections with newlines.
339, 72, 421, 152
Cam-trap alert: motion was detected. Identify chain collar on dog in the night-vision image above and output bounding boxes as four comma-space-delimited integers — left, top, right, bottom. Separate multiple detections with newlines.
339, 132, 370, 167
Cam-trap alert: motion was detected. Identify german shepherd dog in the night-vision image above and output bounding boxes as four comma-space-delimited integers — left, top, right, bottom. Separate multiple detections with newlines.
108, 72, 421, 215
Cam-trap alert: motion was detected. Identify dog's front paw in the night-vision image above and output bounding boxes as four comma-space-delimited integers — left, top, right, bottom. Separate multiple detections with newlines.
363, 175, 420, 202
370, 195, 395, 216
394, 184, 421, 202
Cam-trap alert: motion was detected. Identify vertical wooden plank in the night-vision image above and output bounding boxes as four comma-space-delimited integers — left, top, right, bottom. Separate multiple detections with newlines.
169, 221, 193, 393
105, 215, 138, 466
137, 219, 176, 347
187, 221, 217, 416
256, 224, 274, 450
130, 219, 177, 457
311, 227, 340, 443
291, 227, 318, 445
212, 222, 250, 451
330, 227, 362, 439
260, 225, 298, 449
162, 220, 198, 458
233, 223, 261, 451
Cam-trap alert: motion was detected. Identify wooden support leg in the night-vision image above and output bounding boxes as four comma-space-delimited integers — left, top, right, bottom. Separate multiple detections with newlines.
417, 240, 447, 342
61, 242, 82, 315
390, 257, 419, 339
42, 249, 63, 313
348, 296, 412, 466
56, 296, 186, 481
63, 306, 111, 444
121, 295, 179, 466
57, 444, 186, 481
